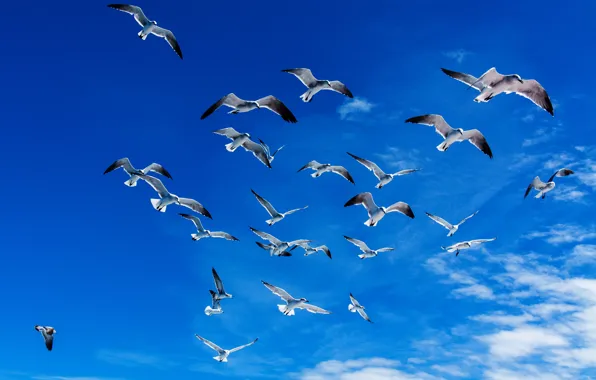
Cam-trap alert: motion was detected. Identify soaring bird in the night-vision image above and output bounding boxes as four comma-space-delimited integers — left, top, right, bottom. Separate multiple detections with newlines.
204, 290, 223, 316
138, 175, 211, 217
194, 335, 258, 362
179, 214, 238, 241
442, 238, 496, 256
103, 157, 172, 187
348, 293, 373, 323
251, 189, 308, 226
344, 192, 414, 227
210, 267, 232, 301
34, 325, 56, 351
201, 93, 297, 123
525, 168, 575, 199
425, 210, 479, 237
282, 68, 353, 102
298, 160, 355, 184
295, 242, 332, 259
347, 152, 419, 189
344, 236, 394, 260
261, 281, 331, 316
250, 227, 310, 256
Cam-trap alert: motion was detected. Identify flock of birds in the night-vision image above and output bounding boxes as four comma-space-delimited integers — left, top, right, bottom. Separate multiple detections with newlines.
33, 3, 577, 365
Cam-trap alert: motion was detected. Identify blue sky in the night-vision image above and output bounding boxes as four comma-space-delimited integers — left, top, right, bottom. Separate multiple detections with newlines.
1, 0, 596, 379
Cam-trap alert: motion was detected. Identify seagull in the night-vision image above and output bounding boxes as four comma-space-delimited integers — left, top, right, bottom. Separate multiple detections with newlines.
211, 267, 232, 300
347, 152, 420, 189
281, 68, 353, 102
298, 160, 355, 184
255, 241, 294, 257
405, 114, 493, 158
261, 281, 331, 316
179, 213, 238, 241
35, 326, 56, 351
425, 211, 479, 237
200, 93, 297, 123
213, 128, 272, 168
251, 189, 308, 226
295, 242, 332, 259
344, 192, 414, 227
204, 290, 223, 316
107, 4, 183, 59
525, 168, 575, 199
349, 293, 373, 323
103, 157, 172, 187
442, 238, 496, 256
441, 67, 554, 116
258, 139, 285, 164
138, 175, 212, 217
344, 236, 394, 260
250, 227, 310, 256
194, 335, 258, 362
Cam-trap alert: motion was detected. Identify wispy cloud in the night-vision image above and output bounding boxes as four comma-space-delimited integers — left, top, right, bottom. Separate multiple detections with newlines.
96, 349, 178, 369
374, 146, 425, 169
551, 185, 587, 203
442, 49, 472, 64
568, 244, 596, 267
522, 127, 559, 147
32, 377, 123, 380
336, 97, 375, 121
522, 224, 596, 245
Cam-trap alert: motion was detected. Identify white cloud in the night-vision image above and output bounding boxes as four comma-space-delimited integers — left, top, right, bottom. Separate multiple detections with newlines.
551, 185, 587, 203
425, 256, 495, 301
522, 127, 559, 147
337, 98, 375, 120
523, 224, 596, 245
568, 245, 596, 267
442, 49, 472, 63
374, 146, 424, 169
521, 113, 535, 123
430, 364, 467, 377
479, 326, 568, 359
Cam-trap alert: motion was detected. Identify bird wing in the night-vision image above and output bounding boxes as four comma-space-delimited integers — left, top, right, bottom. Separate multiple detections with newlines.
547, 168, 574, 182
457, 210, 479, 226
510, 79, 554, 116
104, 157, 134, 174
210, 231, 239, 241
461, 129, 493, 159
344, 235, 371, 252
287, 239, 312, 247
43, 331, 54, 351
143, 163, 173, 179
475, 67, 504, 88
525, 176, 545, 198
139, 175, 169, 197
441, 67, 503, 91
209, 290, 221, 308
394, 168, 420, 176
150, 26, 183, 59
281, 68, 317, 87
229, 338, 258, 353
376, 247, 395, 253
241, 139, 272, 168
425, 212, 453, 230
344, 192, 377, 217
349, 293, 361, 307
347, 152, 386, 179
213, 127, 242, 139
195, 334, 224, 354
107, 4, 150, 26
357, 308, 373, 323
316, 245, 332, 259
469, 238, 496, 245
179, 213, 204, 231
256, 95, 298, 123
250, 227, 282, 245
283, 206, 308, 216
261, 281, 294, 301
177, 198, 212, 219
405, 114, 454, 139
251, 189, 278, 216
201, 93, 244, 120
211, 267, 226, 294
297, 160, 322, 172
299, 303, 332, 314
327, 81, 353, 98
386, 201, 415, 219
328, 165, 355, 184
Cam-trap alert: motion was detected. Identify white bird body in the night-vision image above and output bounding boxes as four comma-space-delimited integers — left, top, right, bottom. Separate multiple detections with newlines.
348, 293, 373, 323
210, 267, 232, 301
282, 68, 353, 102
298, 160, 355, 184
104, 157, 173, 187
425, 211, 479, 237
179, 213, 238, 242
138, 175, 212, 218
344, 236, 394, 259
344, 192, 414, 227
250, 227, 310, 256
251, 189, 307, 226
261, 281, 331, 316
195, 335, 258, 362
442, 238, 496, 256
35, 325, 56, 351
524, 168, 574, 199
204, 290, 223, 316
201, 93, 297, 123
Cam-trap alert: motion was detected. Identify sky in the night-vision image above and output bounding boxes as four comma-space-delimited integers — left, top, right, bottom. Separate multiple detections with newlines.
1, 0, 596, 379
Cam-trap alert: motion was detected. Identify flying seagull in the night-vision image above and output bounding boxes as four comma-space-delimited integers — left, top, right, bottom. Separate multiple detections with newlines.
138, 175, 211, 217
349, 293, 373, 323
201, 93, 297, 123
205, 290, 223, 316
251, 189, 308, 226
258, 139, 285, 164
425, 211, 479, 237
103, 157, 172, 187
35, 326, 56, 351
213, 128, 272, 168
194, 335, 258, 362
295, 242, 332, 259
347, 152, 420, 189
281, 68, 353, 102
179, 213, 238, 242
344, 192, 414, 227
525, 168, 574, 199
441, 67, 554, 116
250, 227, 310, 256
210, 267, 232, 301
442, 238, 496, 256
261, 281, 331, 316
255, 241, 294, 257
298, 160, 355, 184
344, 236, 394, 260
406, 114, 493, 158
107, 4, 183, 59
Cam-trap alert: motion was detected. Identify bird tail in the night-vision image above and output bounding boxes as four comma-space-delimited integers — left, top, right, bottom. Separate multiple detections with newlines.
364, 218, 374, 227
278, 304, 294, 315
214, 356, 228, 362
204, 306, 213, 316
265, 218, 276, 226
191, 234, 201, 241
348, 304, 357, 312
151, 199, 166, 212
225, 142, 238, 152
300, 90, 310, 102
375, 183, 383, 189
535, 191, 545, 199
124, 176, 139, 187
437, 141, 448, 151
138, 31, 148, 40
358, 254, 367, 259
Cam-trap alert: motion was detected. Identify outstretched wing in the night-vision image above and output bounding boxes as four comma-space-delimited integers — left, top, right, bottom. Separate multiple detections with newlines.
344, 235, 371, 252
461, 129, 493, 159
107, 4, 150, 26
179, 213, 204, 231
347, 152, 386, 180
143, 163, 173, 179
251, 189, 278, 216
194, 334, 224, 354
178, 198, 212, 219
469, 238, 496, 245
344, 192, 377, 217
213, 127, 242, 139
441, 67, 503, 91
201, 93, 244, 120
256, 95, 298, 123
425, 212, 453, 230
525, 176, 544, 198
386, 201, 415, 219
316, 245, 332, 259
139, 175, 169, 197
405, 114, 454, 139
281, 68, 317, 87
327, 81, 353, 98
297, 160, 322, 172
261, 280, 294, 301
510, 79, 554, 116
229, 338, 259, 353
357, 308, 373, 323
349, 293, 361, 307
283, 206, 308, 216
250, 227, 282, 246
299, 303, 332, 314
328, 165, 355, 184
150, 26, 183, 59
547, 168, 574, 183
210, 231, 239, 241
104, 157, 134, 174
394, 168, 420, 176
212, 268, 226, 294
457, 210, 479, 226
242, 139, 272, 168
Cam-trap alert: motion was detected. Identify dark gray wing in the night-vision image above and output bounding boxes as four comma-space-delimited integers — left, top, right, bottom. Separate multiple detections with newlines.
547, 168, 574, 182
461, 129, 493, 159
107, 4, 150, 26
151, 26, 183, 59
511, 79, 554, 116
104, 157, 134, 174
282, 68, 317, 87
201, 93, 244, 120
405, 114, 453, 139
256, 96, 298, 123
328, 81, 353, 98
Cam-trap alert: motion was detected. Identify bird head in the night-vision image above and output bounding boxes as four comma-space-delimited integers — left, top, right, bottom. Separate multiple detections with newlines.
252, 101, 260, 108
457, 128, 465, 134
300, 298, 309, 303
325, 80, 332, 86
512, 74, 523, 83
152, 21, 158, 25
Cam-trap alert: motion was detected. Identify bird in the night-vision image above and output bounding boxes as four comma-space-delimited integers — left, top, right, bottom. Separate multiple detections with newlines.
200, 93, 297, 123
210, 267, 232, 301
344, 236, 394, 260
103, 157, 172, 187
261, 281, 331, 316
194, 335, 258, 362
349, 293, 373, 323
441, 67, 554, 116
344, 192, 414, 227
258, 139, 285, 164
281, 68, 353, 102
297, 160, 355, 184
213, 128, 272, 168
442, 238, 496, 256
107, 4, 183, 59
525, 168, 575, 199
346, 152, 420, 189
251, 189, 308, 226
138, 175, 212, 217
295, 242, 332, 259
405, 114, 493, 159
34, 326, 56, 351
255, 241, 294, 257
179, 214, 238, 242
249, 227, 310, 256
425, 211, 479, 237
204, 290, 224, 316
